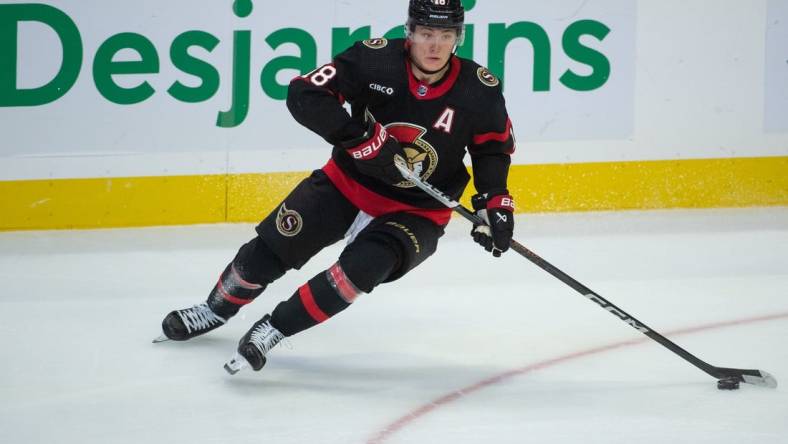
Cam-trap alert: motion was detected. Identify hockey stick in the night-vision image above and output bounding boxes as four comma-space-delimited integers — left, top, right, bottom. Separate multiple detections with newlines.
393, 157, 777, 389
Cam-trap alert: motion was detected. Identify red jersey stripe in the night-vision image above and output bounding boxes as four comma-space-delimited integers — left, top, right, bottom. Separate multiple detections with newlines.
322, 159, 452, 226
472, 118, 512, 145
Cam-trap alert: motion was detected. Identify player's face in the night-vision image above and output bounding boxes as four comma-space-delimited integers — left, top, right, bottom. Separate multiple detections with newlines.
409, 25, 458, 72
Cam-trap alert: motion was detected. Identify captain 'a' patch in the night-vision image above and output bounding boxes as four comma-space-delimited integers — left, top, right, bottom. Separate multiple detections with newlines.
433, 107, 455, 134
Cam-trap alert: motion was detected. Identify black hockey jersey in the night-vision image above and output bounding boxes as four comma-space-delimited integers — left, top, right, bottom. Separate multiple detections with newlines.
286, 37, 515, 220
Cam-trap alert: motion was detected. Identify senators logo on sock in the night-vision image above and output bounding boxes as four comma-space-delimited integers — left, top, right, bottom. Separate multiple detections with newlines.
276, 204, 303, 237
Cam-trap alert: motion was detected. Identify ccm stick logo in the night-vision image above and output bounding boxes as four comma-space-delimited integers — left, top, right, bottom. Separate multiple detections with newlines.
585, 292, 650, 333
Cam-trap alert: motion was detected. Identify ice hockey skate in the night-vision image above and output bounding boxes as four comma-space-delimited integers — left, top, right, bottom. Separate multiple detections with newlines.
153, 303, 228, 343
224, 314, 284, 374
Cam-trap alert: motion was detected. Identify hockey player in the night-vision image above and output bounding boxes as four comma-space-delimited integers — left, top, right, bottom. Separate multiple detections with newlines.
156, 0, 517, 374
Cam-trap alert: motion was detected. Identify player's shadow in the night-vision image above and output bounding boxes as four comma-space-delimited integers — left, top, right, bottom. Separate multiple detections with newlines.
220, 352, 508, 395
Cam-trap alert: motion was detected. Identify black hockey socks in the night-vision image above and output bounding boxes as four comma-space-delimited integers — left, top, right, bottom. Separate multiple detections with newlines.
270, 262, 365, 337
207, 237, 288, 318
269, 230, 403, 336
206, 262, 265, 318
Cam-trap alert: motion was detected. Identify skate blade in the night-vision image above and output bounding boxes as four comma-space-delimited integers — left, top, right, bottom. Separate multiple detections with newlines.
224, 352, 249, 375
152, 334, 171, 344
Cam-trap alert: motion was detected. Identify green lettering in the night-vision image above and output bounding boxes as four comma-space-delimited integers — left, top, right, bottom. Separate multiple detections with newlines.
260, 28, 316, 101
384, 25, 406, 40
0, 3, 82, 106
461, 0, 477, 10
488, 22, 551, 91
456, 23, 474, 60
232, 0, 253, 18
559, 20, 611, 91
459, 0, 476, 60
216, 30, 251, 128
168, 31, 220, 103
332, 27, 370, 57
93, 33, 159, 105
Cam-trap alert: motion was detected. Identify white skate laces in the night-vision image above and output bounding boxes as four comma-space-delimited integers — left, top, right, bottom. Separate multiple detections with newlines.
223, 317, 288, 375
248, 319, 285, 356
178, 303, 227, 334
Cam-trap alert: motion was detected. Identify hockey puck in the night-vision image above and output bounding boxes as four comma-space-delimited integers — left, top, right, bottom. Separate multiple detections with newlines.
717, 377, 740, 390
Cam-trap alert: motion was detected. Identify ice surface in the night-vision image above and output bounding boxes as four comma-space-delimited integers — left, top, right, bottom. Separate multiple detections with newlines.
1, 208, 786, 444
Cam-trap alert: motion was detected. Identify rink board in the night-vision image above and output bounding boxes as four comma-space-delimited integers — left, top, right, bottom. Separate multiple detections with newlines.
1, 156, 786, 230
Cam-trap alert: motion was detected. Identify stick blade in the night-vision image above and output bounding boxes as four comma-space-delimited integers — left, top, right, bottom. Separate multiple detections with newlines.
742, 370, 778, 388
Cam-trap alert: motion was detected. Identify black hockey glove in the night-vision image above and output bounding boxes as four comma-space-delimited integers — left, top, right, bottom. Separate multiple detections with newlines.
471, 191, 515, 257
341, 121, 407, 185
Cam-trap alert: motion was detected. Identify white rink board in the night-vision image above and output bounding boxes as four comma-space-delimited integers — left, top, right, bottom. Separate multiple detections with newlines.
766, 0, 788, 133
0, 0, 787, 180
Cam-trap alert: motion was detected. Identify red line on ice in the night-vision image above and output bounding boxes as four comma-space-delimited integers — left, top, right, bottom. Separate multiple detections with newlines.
367, 312, 788, 444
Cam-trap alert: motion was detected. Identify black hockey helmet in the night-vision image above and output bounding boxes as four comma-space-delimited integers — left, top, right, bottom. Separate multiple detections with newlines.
408, 0, 465, 29
407, 0, 465, 35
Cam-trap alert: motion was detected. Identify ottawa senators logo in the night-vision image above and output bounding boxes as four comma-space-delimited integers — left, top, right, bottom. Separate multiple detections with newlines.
362, 38, 388, 49
477, 67, 500, 87
275, 203, 303, 237
385, 123, 439, 189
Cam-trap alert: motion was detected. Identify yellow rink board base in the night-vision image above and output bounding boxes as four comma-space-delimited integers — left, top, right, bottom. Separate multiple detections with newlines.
1, 156, 786, 231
